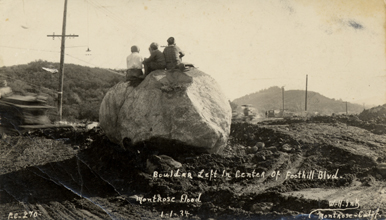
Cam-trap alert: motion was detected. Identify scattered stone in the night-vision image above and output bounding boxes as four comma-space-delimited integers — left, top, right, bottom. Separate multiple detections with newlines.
281, 144, 293, 152
376, 163, 386, 178
146, 155, 182, 173
259, 150, 273, 157
256, 142, 265, 148
266, 146, 277, 152
238, 149, 246, 156
245, 146, 259, 154
250, 202, 274, 212
253, 154, 266, 162
362, 176, 377, 186
86, 122, 99, 130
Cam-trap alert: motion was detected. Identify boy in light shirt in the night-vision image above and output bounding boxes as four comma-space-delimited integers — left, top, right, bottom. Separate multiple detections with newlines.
126, 45, 144, 82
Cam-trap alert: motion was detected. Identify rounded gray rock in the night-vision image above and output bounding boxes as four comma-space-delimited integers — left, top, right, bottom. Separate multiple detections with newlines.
99, 69, 232, 154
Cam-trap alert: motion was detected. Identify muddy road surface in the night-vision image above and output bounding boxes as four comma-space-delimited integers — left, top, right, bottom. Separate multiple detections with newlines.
1, 116, 385, 219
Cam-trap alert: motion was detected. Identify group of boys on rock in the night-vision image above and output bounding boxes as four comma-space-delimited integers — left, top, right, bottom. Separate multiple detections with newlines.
126, 37, 185, 84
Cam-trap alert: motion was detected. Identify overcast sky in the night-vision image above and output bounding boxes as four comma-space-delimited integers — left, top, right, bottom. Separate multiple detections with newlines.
0, 0, 385, 106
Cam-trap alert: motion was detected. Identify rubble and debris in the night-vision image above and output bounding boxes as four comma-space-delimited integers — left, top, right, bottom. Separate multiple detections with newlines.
1, 104, 385, 219
359, 104, 386, 124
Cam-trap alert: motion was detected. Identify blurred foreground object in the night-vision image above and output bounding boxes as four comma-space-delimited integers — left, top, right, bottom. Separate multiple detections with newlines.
0, 83, 55, 134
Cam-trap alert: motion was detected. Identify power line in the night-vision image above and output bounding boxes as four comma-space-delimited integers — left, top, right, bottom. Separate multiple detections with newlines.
0, 45, 59, 53
0, 45, 87, 50
4, 1, 149, 71
65, 53, 96, 66
88, 0, 131, 26
66, 46, 88, 48
46, 0, 152, 69
86, 0, 126, 31
65, 54, 124, 76
86, 0, 150, 41
0, 44, 122, 74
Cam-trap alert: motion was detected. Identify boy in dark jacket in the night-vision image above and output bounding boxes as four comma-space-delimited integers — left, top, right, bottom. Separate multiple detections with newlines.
143, 42, 166, 75
163, 37, 185, 70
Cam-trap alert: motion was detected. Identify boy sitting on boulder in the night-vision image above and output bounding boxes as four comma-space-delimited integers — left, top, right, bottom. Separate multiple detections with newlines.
126, 45, 144, 85
143, 42, 166, 75
163, 37, 185, 70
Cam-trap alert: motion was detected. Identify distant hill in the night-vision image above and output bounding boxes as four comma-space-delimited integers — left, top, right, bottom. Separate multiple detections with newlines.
0, 60, 124, 121
232, 86, 364, 115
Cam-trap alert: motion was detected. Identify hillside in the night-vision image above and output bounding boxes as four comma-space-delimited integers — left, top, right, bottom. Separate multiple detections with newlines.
0, 60, 124, 121
233, 86, 364, 115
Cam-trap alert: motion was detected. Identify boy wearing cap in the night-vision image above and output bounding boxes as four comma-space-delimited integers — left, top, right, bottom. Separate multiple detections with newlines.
126, 45, 144, 81
163, 37, 185, 70
143, 42, 166, 75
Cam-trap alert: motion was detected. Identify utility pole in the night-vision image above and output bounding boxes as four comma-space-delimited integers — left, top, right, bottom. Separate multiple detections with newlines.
47, 0, 78, 121
305, 75, 308, 112
282, 86, 285, 115
58, 0, 68, 121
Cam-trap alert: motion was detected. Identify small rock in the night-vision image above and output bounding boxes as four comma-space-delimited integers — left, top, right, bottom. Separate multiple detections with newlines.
246, 146, 259, 154
250, 202, 273, 213
376, 163, 386, 178
266, 146, 277, 152
146, 155, 182, 173
251, 204, 263, 212
86, 122, 99, 130
238, 149, 246, 155
158, 155, 182, 168
281, 144, 292, 152
259, 150, 273, 157
254, 155, 266, 161
256, 142, 265, 148
116, 195, 126, 201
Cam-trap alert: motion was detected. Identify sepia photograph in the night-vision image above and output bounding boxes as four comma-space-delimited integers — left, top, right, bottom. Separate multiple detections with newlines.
0, 0, 385, 219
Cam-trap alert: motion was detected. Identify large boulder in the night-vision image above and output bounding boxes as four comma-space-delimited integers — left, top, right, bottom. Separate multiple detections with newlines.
99, 68, 232, 154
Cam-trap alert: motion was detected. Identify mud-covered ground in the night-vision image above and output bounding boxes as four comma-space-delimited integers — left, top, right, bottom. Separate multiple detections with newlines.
1, 115, 386, 220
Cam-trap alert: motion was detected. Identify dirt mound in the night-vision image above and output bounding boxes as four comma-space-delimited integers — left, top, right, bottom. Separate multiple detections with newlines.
259, 114, 386, 135
359, 104, 386, 123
